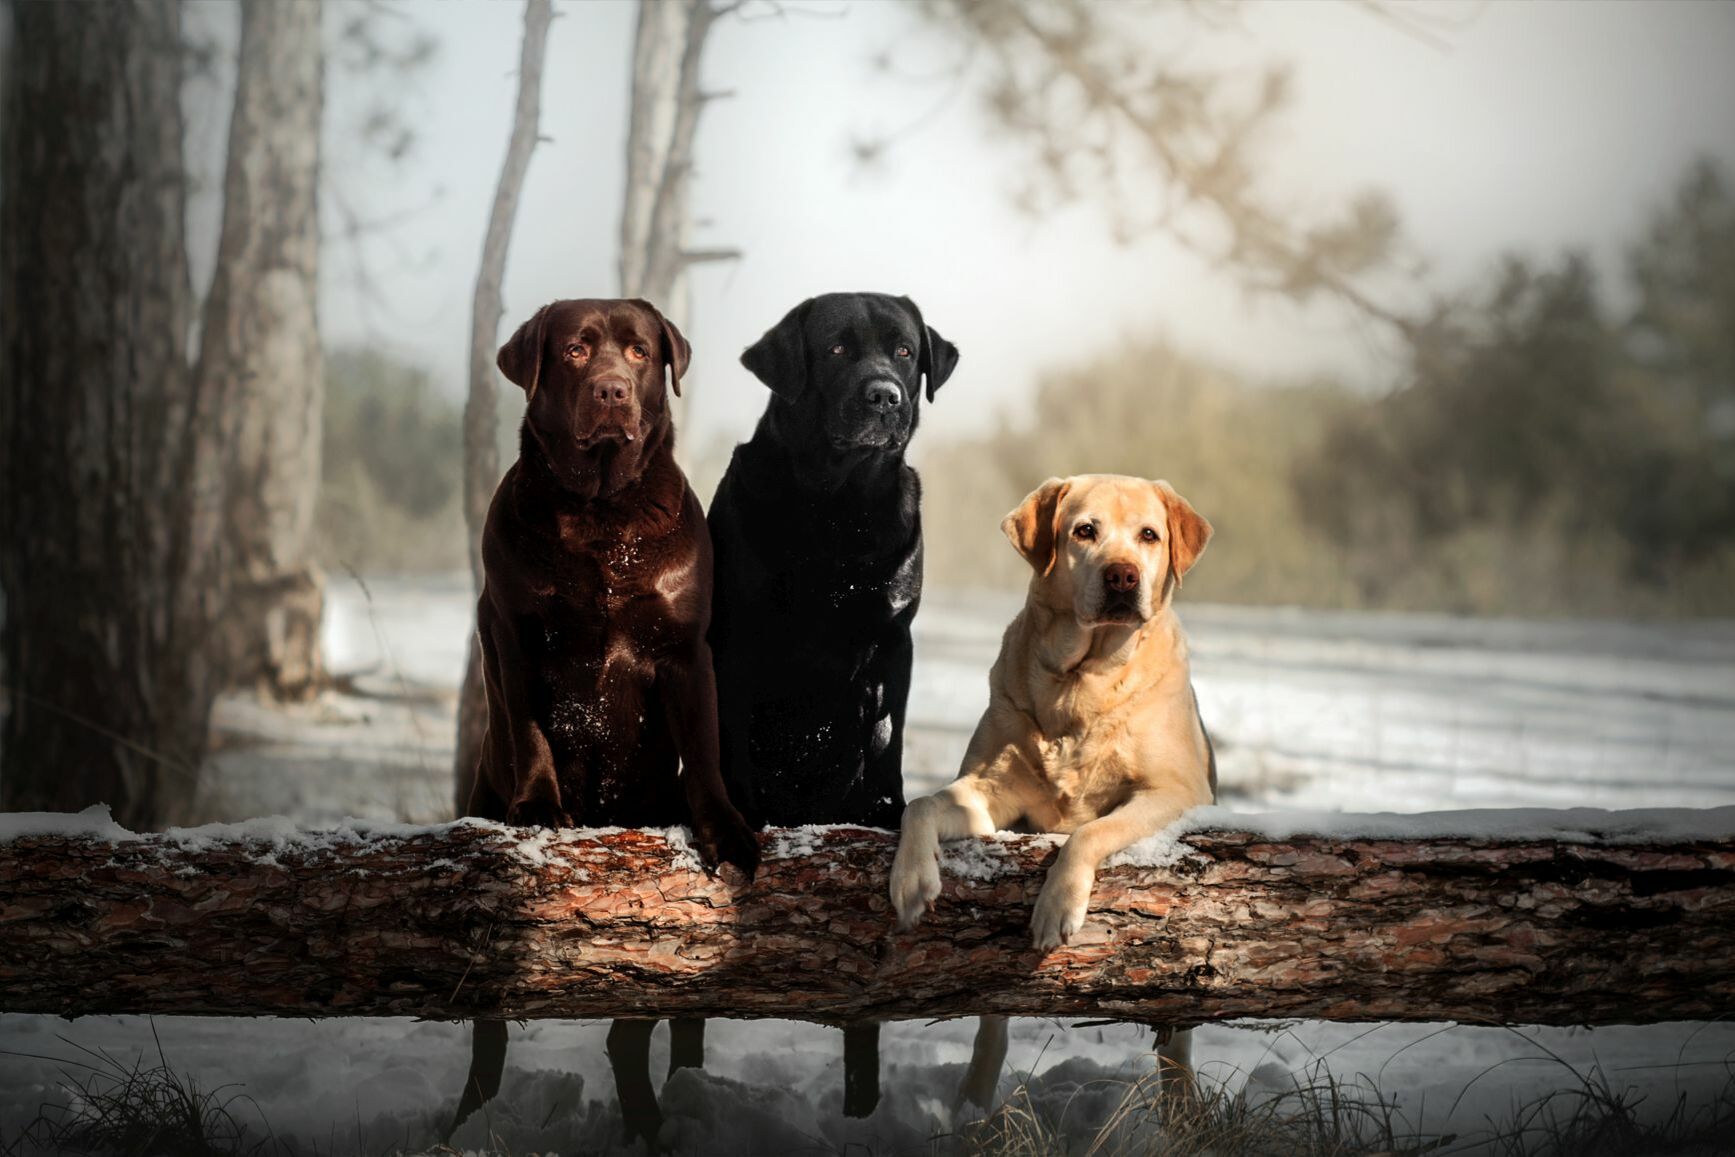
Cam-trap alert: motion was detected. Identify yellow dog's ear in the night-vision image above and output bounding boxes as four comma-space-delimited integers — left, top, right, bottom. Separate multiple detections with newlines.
1154, 479, 1211, 596
1002, 478, 1072, 576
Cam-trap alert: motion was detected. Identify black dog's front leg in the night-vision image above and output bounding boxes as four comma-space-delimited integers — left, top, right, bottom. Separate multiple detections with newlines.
839, 619, 915, 832
608, 1019, 663, 1147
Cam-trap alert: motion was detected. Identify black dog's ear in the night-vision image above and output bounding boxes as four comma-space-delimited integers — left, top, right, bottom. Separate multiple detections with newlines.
921, 324, 959, 402
898, 296, 959, 402
629, 298, 692, 396
741, 300, 811, 400
497, 304, 551, 398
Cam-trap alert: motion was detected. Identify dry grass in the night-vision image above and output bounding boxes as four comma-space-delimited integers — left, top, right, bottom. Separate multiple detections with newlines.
954, 1056, 1445, 1157
946, 1041, 1735, 1157
3, 1025, 284, 1157
6, 1029, 1734, 1156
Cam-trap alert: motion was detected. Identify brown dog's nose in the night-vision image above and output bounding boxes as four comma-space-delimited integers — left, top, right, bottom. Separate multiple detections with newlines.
593, 379, 631, 407
1104, 563, 1140, 593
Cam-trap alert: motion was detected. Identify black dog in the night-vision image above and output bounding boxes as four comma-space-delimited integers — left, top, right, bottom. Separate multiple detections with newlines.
701, 292, 958, 1115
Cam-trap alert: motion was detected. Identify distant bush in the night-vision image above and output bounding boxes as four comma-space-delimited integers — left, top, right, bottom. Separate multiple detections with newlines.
314, 347, 465, 575
922, 158, 1735, 617
917, 342, 1364, 608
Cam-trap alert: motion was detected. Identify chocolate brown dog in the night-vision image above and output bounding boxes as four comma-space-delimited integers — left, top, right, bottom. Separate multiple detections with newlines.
448, 297, 757, 1146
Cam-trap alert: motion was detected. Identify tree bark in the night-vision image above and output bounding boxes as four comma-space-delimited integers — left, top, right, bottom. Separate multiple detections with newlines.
619, 0, 737, 429
0, 0, 214, 829
3, 820, 1732, 1025
453, 0, 555, 819
198, 0, 326, 702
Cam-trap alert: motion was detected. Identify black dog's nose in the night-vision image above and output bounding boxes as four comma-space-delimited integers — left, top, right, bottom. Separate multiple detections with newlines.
1104, 563, 1140, 593
593, 379, 631, 407
863, 380, 902, 411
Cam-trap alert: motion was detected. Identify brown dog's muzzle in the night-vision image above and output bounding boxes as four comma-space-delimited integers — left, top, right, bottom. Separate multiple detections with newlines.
592, 377, 632, 407
572, 371, 646, 446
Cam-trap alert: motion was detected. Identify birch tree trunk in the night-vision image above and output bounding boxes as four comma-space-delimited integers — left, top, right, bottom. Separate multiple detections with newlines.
618, 0, 737, 430
453, 0, 556, 818
197, 0, 326, 702
3, 821, 1733, 1024
0, 0, 213, 829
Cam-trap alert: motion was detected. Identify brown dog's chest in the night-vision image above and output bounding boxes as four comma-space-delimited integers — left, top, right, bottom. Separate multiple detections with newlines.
533, 519, 694, 670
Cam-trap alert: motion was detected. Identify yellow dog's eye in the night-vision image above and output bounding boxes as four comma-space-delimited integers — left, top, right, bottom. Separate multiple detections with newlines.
1140, 527, 1160, 543
1073, 523, 1096, 541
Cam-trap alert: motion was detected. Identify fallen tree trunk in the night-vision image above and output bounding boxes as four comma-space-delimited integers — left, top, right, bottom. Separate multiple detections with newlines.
2, 808, 1733, 1025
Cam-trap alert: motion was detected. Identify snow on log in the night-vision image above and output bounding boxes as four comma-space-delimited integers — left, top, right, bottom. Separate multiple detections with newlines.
2, 805, 1734, 1025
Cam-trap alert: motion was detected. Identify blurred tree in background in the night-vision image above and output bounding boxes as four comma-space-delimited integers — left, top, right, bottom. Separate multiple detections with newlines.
2, 0, 325, 826
924, 158, 1735, 617
1, 0, 214, 828
1, 0, 427, 825
911, 0, 1420, 332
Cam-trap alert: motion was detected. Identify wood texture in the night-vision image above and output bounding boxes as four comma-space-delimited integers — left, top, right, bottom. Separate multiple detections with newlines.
3, 821, 1732, 1025
0, 0, 213, 828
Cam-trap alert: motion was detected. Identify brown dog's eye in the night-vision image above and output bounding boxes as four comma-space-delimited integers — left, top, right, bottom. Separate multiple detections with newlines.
566, 343, 589, 361
1141, 527, 1160, 543
626, 344, 650, 361
895, 345, 913, 358
1073, 523, 1096, 541
829, 344, 847, 356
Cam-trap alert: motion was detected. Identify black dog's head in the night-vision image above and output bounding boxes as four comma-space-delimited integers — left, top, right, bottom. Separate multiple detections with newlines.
497, 298, 690, 492
741, 293, 958, 458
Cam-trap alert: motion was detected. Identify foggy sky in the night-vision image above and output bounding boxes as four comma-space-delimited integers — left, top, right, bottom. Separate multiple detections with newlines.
193, 0, 1735, 449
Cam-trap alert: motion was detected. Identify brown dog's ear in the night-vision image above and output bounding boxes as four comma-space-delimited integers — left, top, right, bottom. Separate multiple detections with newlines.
741, 299, 811, 401
497, 304, 551, 398
629, 298, 691, 396
1002, 477, 1072, 576
1155, 479, 1212, 598
896, 296, 960, 402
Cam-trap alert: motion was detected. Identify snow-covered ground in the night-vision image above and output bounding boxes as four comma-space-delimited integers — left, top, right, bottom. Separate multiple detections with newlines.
4, 575, 1734, 1154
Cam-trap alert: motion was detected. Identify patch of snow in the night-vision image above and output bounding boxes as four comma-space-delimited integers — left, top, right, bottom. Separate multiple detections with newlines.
0, 803, 135, 843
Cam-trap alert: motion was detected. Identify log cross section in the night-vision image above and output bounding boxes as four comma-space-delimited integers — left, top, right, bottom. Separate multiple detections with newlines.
2, 816, 1732, 1024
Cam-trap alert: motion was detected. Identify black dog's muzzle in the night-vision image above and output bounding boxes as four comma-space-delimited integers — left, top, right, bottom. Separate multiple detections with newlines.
862, 378, 903, 411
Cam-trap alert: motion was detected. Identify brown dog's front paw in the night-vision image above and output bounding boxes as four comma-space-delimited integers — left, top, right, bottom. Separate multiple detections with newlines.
506, 800, 564, 830
691, 809, 761, 882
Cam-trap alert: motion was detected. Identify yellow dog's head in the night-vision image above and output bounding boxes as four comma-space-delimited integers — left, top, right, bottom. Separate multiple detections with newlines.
1002, 474, 1211, 626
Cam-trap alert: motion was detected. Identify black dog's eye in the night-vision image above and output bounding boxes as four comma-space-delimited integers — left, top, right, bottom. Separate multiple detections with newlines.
829, 343, 847, 356
566, 343, 590, 360
895, 345, 913, 359
1140, 527, 1160, 543
1073, 523, 1096, 541
625, 343, 650, 361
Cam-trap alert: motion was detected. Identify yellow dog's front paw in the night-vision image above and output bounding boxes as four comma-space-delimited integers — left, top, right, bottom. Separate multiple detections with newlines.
889, 840, 942, 930
1030, 867, 1092, 950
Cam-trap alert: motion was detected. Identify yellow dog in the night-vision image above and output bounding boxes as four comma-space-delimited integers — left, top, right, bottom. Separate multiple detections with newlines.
889, 473, 1216, 1105
890, 473, 1215, 946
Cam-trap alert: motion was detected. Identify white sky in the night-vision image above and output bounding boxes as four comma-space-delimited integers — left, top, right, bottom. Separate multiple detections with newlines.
271, 0, 1735, 447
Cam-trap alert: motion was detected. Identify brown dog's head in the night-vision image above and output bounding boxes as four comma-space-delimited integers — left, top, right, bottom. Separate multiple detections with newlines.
1003, 474, 1211, 626
497, 298, 691, 492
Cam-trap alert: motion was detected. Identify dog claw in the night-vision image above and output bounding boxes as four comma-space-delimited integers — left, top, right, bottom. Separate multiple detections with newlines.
691, 818, 760, 883
889, 847, 941, 931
